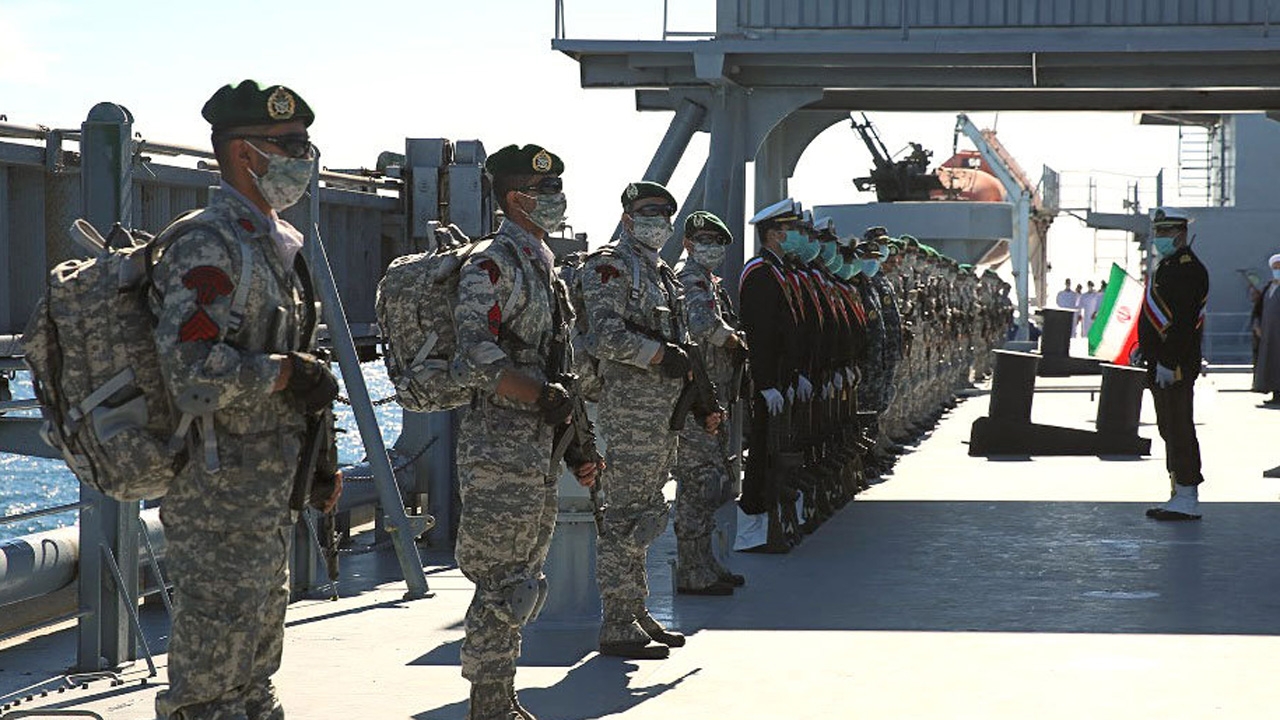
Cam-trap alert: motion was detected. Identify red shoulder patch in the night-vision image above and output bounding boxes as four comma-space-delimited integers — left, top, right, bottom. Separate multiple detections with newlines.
487, 302, 502, 337
596, 264, 622, 283
237, 218, 255, 233
182, 266, 234, 305
179, 307, 220, 343
695, 280, 707, 290
478, 259, 501, 284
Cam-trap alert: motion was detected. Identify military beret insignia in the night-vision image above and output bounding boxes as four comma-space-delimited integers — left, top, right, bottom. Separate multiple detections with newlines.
692, 214, 705, 228
485, 144, 564, 178
532, 149, 553, 173
626, 184, 639, 200
202, 79, 314, 131
267, 86, 296, 120
596, 264, 622, 283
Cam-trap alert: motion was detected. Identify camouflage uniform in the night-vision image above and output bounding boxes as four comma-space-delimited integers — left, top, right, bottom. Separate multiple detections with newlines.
451, 219, 565, 691
153, 184, 317, 720
581, 232, 684, 647
672, 255, 736, 590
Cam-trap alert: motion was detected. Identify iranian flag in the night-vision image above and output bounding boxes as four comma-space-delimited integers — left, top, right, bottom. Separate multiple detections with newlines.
1088, 263, 1143, 365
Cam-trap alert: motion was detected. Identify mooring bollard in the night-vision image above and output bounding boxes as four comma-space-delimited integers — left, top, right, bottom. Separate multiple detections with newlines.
1039, 307, 1075, 358
1096, 363, 1147, 437
988, 349, 1040, 422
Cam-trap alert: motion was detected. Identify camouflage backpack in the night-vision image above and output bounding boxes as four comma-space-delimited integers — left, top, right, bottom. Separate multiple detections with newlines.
556, 245, 647, 403
375, 226, 520, 413
22, 214, 250, 501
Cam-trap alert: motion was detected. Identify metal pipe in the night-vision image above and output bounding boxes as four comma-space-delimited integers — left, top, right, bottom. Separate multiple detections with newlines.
612, 98, 707, 242
0, 508, 163, 609
0, 502, 86, 525
304, 171, 430, 600
661, 159, 708, 265
0, 122, 79, 142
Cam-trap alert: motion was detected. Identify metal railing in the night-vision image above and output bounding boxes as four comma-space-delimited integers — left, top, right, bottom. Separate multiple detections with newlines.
553, 0, 716, 40
552, 0, 1280, 41
1203, 311, 1253, 364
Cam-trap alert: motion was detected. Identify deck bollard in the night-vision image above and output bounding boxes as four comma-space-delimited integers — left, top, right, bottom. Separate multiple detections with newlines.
1039, 307, 1074, 358
1096, 363, 1146, 437
988, 349, 1039, 422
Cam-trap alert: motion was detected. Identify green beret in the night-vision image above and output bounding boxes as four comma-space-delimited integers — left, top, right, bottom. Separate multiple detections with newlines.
863, 226, 889, 242
621, 181, 676, 210
684, 211, 732, 242
202, 80, 314, 132
485, 144, 564, 178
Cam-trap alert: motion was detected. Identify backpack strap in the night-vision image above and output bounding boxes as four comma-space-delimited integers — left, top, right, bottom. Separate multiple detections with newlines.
149, 210, 257, 474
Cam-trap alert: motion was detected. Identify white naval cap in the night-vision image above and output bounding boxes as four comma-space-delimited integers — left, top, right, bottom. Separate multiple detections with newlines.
749, 197, 802, 225
814, 216, 836, 233
1151, 206, 1193, 226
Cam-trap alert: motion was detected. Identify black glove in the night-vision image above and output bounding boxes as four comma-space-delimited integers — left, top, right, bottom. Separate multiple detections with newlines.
658, 343, 690, 379
536, 381, 573, 426
286, 351, 339, 414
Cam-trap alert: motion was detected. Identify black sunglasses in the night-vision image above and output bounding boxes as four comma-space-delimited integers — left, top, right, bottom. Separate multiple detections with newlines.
517, 177, 563, 195
631, 203, 676, 218
229, 133, 318, 160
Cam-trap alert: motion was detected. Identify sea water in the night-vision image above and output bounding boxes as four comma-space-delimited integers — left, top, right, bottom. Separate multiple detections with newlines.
0, 364, 403, 542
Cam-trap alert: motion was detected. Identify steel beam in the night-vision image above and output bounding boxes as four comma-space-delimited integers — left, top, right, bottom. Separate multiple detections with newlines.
661, 159, 708, 265
614, 98, 707, 243
76, 102, 140, 671
304, 171, 431, 600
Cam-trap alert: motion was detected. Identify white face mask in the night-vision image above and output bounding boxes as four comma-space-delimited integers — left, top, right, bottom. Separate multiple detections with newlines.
1272, 269, 1280, 281
630, 216, 672, 250
246, 141, 314, 211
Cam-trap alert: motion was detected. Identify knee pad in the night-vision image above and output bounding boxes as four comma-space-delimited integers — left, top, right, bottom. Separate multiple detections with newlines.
505, 577, 542, 626
529, 575, 550, 622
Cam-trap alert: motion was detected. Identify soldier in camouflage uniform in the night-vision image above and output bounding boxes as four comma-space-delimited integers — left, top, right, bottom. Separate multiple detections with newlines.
153, 81, 340, 720
582, 181, 720, 659
672, 211, 745, 595
450, 144, 602, 720
850, 236, 892, 475
864, 228, 905, 458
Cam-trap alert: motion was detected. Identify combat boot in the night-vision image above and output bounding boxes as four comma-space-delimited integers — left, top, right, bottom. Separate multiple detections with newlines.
1146, 480, 1202, 521
709, 553, 746, 587
598, 600, 670, 659
676, 537, 733, 595
507, 679, 537, 720
469, 681, 516, 720
631, 600, 687, 647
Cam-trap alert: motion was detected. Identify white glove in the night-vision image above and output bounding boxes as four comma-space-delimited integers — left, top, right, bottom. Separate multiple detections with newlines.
786, 385, 795, 404
822, 380, 835, 400
796, 374, 814, 402
843, 366, 858, 386
760, 388, 784, 415
1155, 363, 1176, 388
833, 371, 844, 391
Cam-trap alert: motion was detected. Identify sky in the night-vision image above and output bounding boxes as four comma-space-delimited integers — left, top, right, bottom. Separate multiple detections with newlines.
0, 0, 1192, 299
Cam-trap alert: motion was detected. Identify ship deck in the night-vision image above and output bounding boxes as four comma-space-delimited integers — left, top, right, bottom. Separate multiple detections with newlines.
3, 369, 1279, 720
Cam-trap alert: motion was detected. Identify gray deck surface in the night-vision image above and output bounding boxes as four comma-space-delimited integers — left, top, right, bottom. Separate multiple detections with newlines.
3, 370, 1279, 719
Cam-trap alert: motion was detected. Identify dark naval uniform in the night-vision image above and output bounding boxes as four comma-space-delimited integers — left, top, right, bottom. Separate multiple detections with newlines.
738, 247, 798, 517
1138, 243, 1209, 487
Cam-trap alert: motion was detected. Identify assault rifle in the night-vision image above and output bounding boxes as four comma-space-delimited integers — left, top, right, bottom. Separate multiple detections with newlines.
292, 400, 341, 600
622, 319, 725, 432
550, 376, 606, 534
